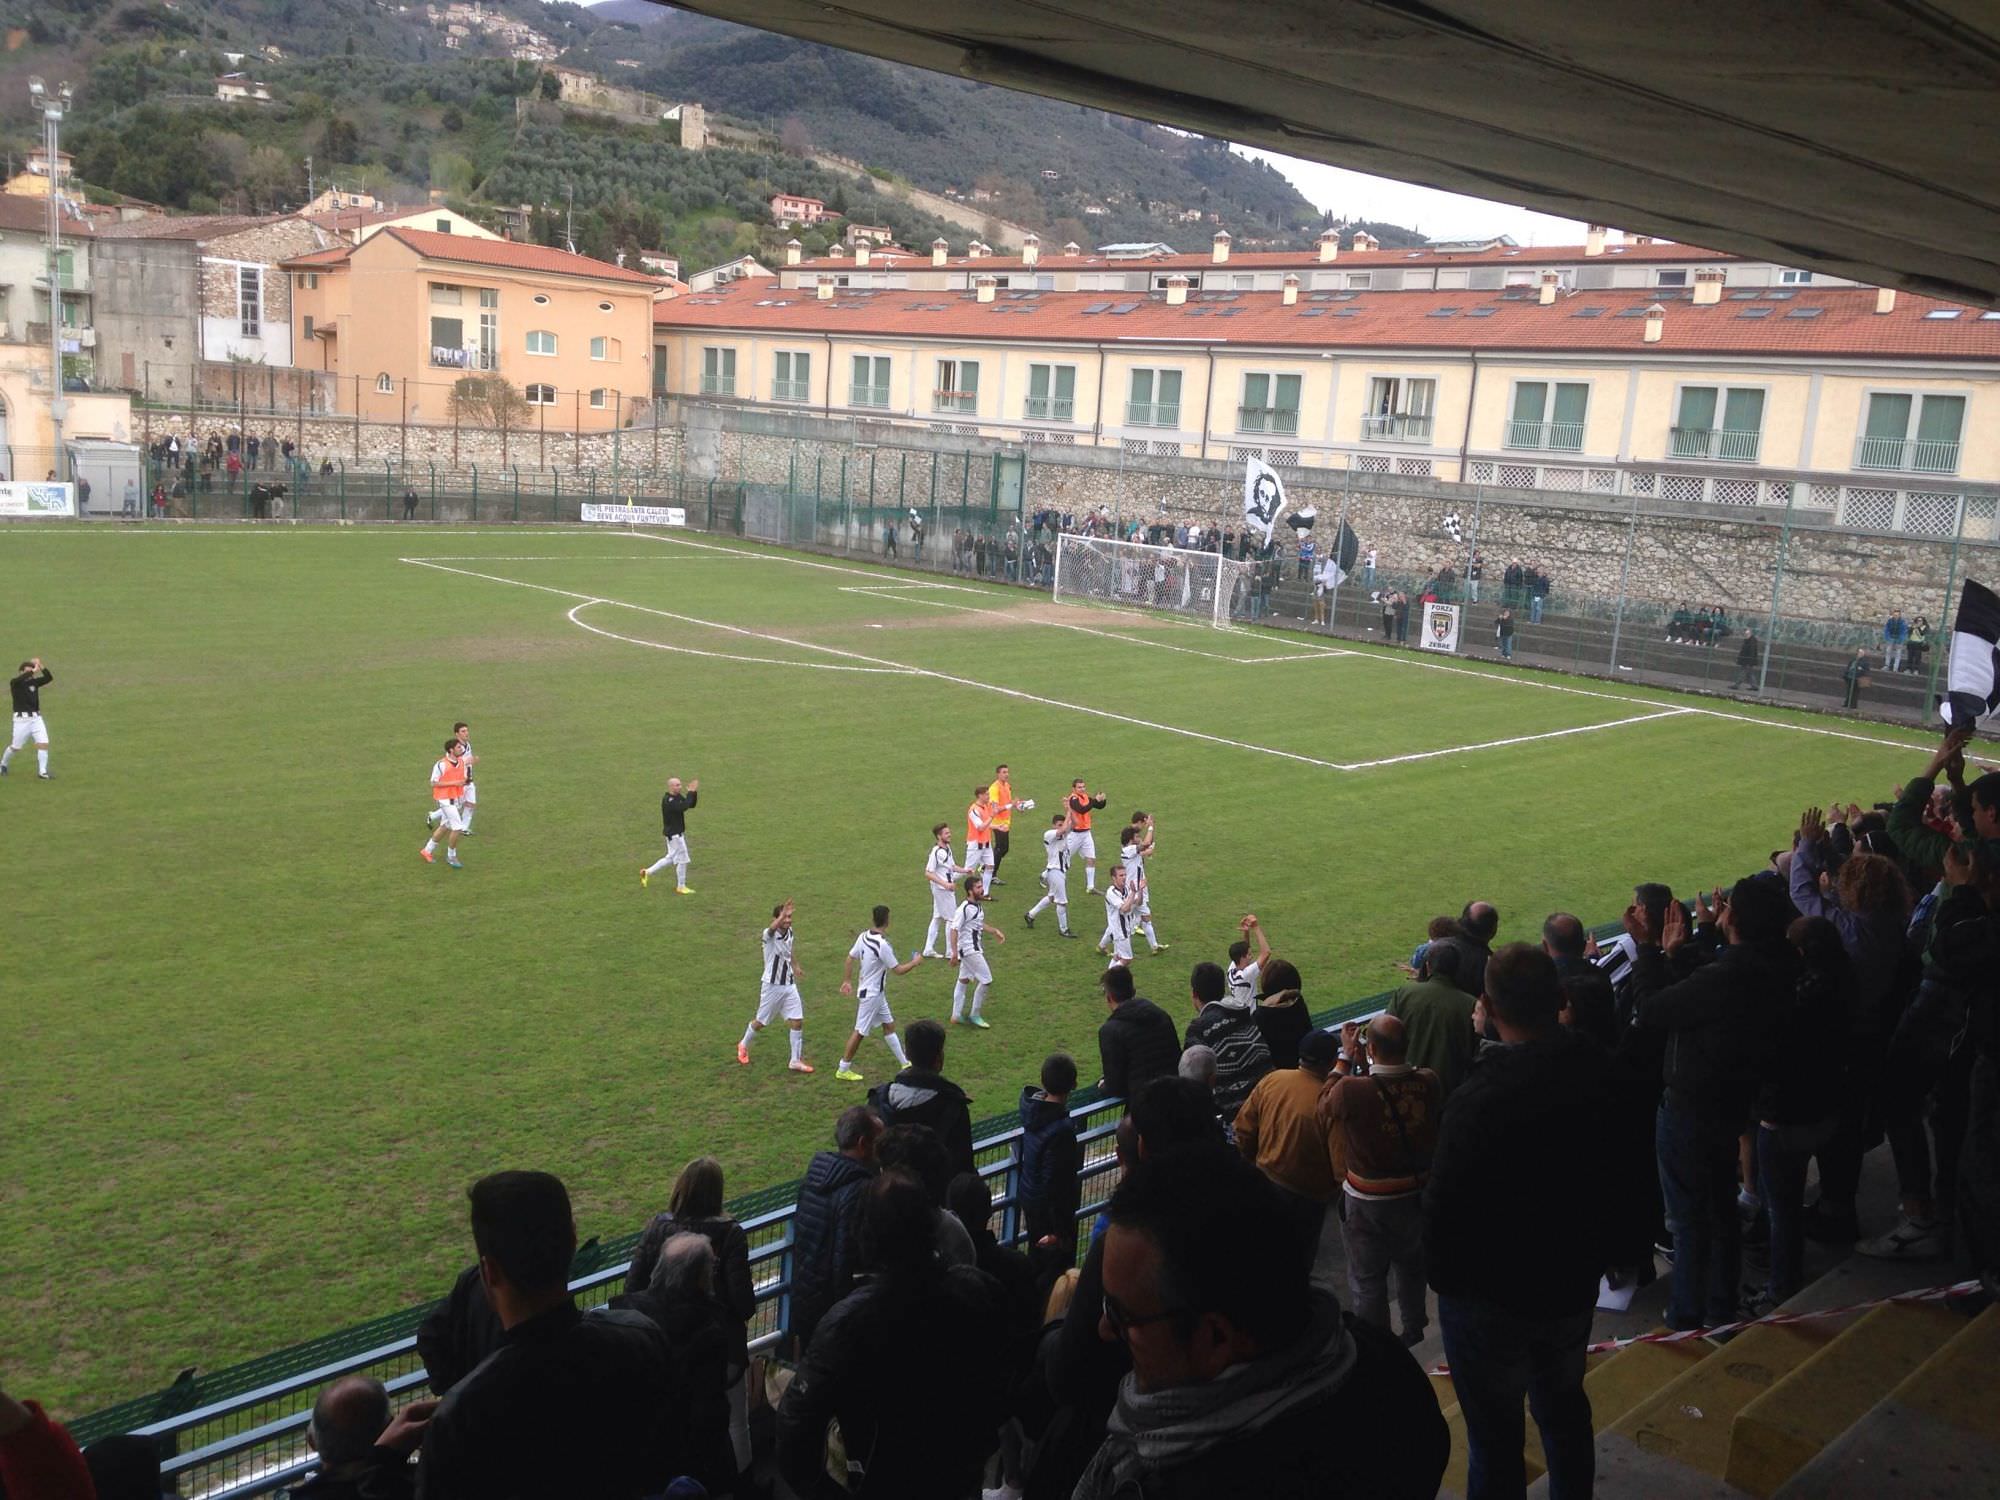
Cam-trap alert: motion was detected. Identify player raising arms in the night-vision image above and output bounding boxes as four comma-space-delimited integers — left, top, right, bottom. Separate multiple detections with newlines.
738, 899, 813, 1073
836, 906, 924, 1082
922, 823, 963, 958
640, 775, 699, 894
947, 875, 1005, 1029
1022, 810, 1077, 938
1120, 811, 1169, 954
420, 738, 468, 868
964, 784, 996, 890
4, 657, 53, 779
1102, 865, 1144, 967
1065, 778, 1108, 891
1227, 913, 1274, 1008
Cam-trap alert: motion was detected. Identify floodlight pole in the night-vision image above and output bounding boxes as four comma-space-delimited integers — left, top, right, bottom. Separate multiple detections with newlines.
1925, 503, 1965, 711
1755, 481, 1799, 697
1606, 487, 1639, 672
31, 78, 72, 489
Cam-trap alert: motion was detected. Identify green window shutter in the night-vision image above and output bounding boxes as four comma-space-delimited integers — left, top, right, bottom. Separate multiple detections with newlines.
1551, 382, 1588, 426
960, 362, 979, 398
1675, 386, 1716, 429
1028, 365, 1049, 401
1917, 395, 1964, 444
1274, 374, 1301, 414
1721, 387, 1763, 433
1511, 381, 1547, 424
1054, 366, 1075, 402
1159, 370, 1183, 407
1242, 373, 1269, 409
1864, 393, 1911, 440
1130, 369, 1153, 407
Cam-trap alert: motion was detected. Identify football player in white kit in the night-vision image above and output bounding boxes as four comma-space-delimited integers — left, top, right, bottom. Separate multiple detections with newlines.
427, 721, 479, 835
947, 875, 1005, 1029
738, 899, 814, 1073
1103, 866, 1144, 967
921, 823, 964, 957
1022, 810, 1077, 937
1099, 815, 1168, 955
1226, 913, 1274, 1008
836, 904, 924, 1082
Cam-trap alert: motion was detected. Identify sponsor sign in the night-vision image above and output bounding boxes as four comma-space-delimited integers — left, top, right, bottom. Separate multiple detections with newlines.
1420, 601, 1462, 654
0, 482, 75, 518
581, 502, 686, 527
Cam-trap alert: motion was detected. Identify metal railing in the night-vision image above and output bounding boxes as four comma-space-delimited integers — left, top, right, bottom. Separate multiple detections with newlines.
1025, 395, 1075, 422
1238, 406, 1301, 435
1503, 419, 1586, 452
700, 374, 735, 397
1855, 434, 1960, 474
850, 384, 891, 408
771, 380, 811, 403
1125, 400, 1181, 428
1361, 411, 1434, 442
933, 389, 978, 414
1669, 426, 1763, 462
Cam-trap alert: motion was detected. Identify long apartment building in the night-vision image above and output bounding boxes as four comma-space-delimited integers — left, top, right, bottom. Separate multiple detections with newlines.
653, 236, 2000, 539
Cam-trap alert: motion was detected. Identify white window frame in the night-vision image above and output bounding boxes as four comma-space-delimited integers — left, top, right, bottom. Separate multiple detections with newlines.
588, 387, 608, 409
375, 372, 393, 394
1360, 374, 1436, 443
772, 350, 812, 404
430, 283, 464, 305
1668, 381, 1769, 462
1125, 366, 1184, 429
1778, 268, 1814, 285
525, 383, 557, 405
1025, 362, 1077, 423
933, 357, 980, 415
237, 266, 262, 338
525, 329, 557, 356
1237, 370, 1302, 436
1854, 386, 1969, 475
590, 335, 619, 362
1654, 269, 1688, 288
850, 353, 891, 409
1503, 378, 1592, 453
701, 345, 737, 397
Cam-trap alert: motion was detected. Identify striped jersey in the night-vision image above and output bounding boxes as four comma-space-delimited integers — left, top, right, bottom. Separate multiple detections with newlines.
1120, 839, 1147, 885
1044, 828, 1069, 872
761, 925, 795, 989
849, 930, 898, 996
954, 900, 985, 954
1105, 884, 1136, 936
926, 844, 957, 890
1226, 959, 1262, 1009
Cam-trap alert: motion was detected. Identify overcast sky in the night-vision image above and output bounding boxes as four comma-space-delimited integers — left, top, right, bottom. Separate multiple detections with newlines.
1235, 146, 1592, 244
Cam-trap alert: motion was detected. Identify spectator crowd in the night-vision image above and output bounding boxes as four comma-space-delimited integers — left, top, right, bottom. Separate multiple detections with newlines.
7, 731, 1997, 1500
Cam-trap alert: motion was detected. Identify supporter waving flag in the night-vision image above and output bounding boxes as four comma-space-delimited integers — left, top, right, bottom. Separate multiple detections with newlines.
1939, 578, 2000, 730
1242, 455, 1285, 545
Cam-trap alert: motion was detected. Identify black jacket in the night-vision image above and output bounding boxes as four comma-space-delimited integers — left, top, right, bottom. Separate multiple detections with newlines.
1253, 990, 1311, 1071
415, 1301, 685, 1500
869, 1067, 975, 1176
1633, 939, 1796, 1120
626, 1211, 754, 1367
415, 1264, 505, 1397
1424, 1029, 1654, 1319
1016, 1087, 1082, 1239
1098, 997, 1182, 1100
1184, 1004, 1274, 1120
661, 789, 697, 837
775, 1263, 1007, 1500
1757, 962, 1850, 1126
788, 1151, 876, 1351
284, 1451, 415, 1500
605, 1286, 737, 1494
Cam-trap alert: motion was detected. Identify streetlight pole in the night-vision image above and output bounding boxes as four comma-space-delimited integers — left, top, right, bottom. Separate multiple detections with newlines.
29, 77, 72, 490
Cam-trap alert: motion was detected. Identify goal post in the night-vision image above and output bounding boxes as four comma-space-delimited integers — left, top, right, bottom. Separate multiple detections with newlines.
1051, 533, 1254, 627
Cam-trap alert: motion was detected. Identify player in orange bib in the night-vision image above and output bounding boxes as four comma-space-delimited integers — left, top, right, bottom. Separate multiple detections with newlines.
421, 739, 468, 868
984, 762, 1033, 889
1065, 778, 1109, 891
964, 785, 996, 885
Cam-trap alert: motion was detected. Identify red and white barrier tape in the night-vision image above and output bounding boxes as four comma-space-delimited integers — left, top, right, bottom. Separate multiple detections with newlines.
1424, 1279, 1983, 1376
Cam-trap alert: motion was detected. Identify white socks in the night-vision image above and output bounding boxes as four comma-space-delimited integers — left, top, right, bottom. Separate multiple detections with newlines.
461, 809, 474, 832
1143, 920, 1161, 949
924, 916, 945, 953
675, 861, 689, 887
1085, 868, 1097, 892
952, 980, 968, 1021
423, 837, 438, 854
1028, 894, 1069, 933
38, 749, 47, 774
0, 747, 9, 770
789, 1029, 805, 1063
887, 1032, 910, 1068
971, 982, 989, 1019
644, 854, 673, 877
740, 1022, 759, 1050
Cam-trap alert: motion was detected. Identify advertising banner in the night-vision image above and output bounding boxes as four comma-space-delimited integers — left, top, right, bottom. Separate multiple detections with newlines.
581, 502, 686, 527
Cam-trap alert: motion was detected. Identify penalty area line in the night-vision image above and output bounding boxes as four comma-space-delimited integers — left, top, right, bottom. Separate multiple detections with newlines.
1334, 710, 1695, 770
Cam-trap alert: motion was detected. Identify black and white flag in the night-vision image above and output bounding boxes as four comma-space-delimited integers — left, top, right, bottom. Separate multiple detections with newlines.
1939, 578, 2000, 730
1243, 456, 1285, 544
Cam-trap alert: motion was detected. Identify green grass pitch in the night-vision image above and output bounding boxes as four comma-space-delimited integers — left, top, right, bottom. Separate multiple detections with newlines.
0, 522, 1940, 1415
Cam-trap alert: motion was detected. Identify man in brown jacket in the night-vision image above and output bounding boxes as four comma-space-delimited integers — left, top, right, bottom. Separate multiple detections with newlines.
1234, 1028, 1341, 1267
1321, 1014, 1443, 1347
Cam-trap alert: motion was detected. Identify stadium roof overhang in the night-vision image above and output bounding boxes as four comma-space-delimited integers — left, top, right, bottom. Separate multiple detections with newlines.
664, 0, 2000, 307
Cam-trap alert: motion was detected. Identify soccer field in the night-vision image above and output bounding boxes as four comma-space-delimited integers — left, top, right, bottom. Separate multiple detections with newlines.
0, 521, 1939, 1415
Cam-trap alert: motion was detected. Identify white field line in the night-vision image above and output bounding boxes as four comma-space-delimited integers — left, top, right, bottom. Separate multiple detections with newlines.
1335, 710, 1695, 770
405, 556, 1699, 775
409, 555, 745, 562
0, 528, 603, 537
566, 602, 911, 674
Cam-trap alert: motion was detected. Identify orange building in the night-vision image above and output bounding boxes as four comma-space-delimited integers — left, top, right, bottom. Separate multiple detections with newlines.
283, 228, 662, 428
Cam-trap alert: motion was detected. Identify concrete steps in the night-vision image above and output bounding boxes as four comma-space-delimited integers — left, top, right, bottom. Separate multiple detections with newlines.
1607, 1321, 1835, 1479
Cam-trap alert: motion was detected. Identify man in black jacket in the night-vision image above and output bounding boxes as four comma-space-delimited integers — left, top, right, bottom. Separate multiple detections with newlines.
1630, 876, 1796, 1330
1183, 961, 1272, 1124
788, 1105, 881, 1353
1074, 1143, 1445, 1500
868, 1019, 975, 1176
1543, 912, 1617, 1049
288, 1376, 431, 1500
776, 1172, 1007, 1499
1097, 966, 1181, 1102
415, 1171, 687, 1499
415, 1264, 505, 1396
1425, 945, 1654, 1500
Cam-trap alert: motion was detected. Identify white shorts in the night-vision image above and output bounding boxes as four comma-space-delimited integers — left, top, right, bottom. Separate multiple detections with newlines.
433, 800, 468, 833
757, 984, 805, 1025
854, 990, 895, 1034
931, 886, 958, 919
964, 842, 994, 874
1107, 922, 1135, 963
1066, 830, 1097, 863
957, 949, 993, 984
462, 781, 478, 807
1041, 869, 1068, 906
663, 833, 690, 865
10, 713, 48, 749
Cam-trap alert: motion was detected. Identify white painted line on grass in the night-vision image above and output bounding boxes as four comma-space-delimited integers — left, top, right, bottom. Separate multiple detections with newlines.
1334, 710, 1695, 770
566, 603, 913, 674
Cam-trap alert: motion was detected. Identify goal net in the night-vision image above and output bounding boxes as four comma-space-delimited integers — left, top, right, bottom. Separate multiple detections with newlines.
1052, 533, 1256, 627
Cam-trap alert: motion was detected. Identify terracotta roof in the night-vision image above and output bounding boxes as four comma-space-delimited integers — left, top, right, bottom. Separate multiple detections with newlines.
0, 192, 93, 235
788, 240, 1736, 275
653, 283, 2000, 360
303, 204, 433, 231
377, 227, 664, 285
280, 244, 356, 269
92, 212, 309, 241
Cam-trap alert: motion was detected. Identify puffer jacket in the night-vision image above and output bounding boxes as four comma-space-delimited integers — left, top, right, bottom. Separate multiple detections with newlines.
869, 1067, 975, 1176
788, 1151, 876, 1351
1017, 1087, 1082, 1232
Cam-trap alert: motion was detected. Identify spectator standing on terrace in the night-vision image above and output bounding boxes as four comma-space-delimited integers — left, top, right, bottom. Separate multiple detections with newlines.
1908, 614, 1933, 674
290, 1375, 430, 1499
1732, 626, 1763, 690
789, 1105, 881, 1353
1385, 940, 1478, 1098
1018, 1051, 1084, 1254
1363, 546, 1377, 585
883, 516, 898, 557
1393, 588, 1411, 644
1322, 1012, 1441, 1347
1442, 901, 1501, 998
1542, 913, 1617, 1051
1097, 965, 1181, 1102
1184, 959, 1273, 1124
403, 488, 419, 520
1842, 647, 1871, 710
606, 1234, 738, 1495
869, 1018, 976, 1177
417, 1171, 687, 1499
624, 1156, 756, 1478
1425, 944, 1653, 1500
1630, 878, 1796, 1330
1495, 606, 1516, 660
1467, 552, 1484, 603
776, 1172, 1008, 1500
1073, 1143, 1447, 1500
1883, 608, 1910, 672
1379, 589, 1396, 642
1233, 1028, 1341, 1264
1529, 565, 1550, 623
1252, 957, 1312, 1070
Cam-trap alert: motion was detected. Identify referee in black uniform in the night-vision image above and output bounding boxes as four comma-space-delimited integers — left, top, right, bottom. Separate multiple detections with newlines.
4, 657, 53, 779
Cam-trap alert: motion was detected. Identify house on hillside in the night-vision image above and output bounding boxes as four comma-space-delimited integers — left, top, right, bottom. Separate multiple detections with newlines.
4, 146, 73, 198
844, 223, 896, 247
279, 228, 658, 426
214, 74, 274, 104
637, 252, 681, 280
304, 188, 383, 216
770, 194, 828, 228
303, 203, 498, 246
688, 255, 772, 292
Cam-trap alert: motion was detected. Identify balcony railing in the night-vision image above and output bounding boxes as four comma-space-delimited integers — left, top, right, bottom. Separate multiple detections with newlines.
700, 375, 735, 396
430, 346, 472, 369
1855, 434, 1960, 474
1238, 406, 1300, 436
933, 389, 977, 414
1025, 396, 1075, 422
771, 379, 810, 403
1126, 401, 1180, 428
1669, 426, 1764, 463
1361, 411, 1434, 443
850, 384, 890, 409
1504, 419, 1585, 452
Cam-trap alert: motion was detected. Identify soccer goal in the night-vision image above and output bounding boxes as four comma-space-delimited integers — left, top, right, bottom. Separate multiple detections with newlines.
1051, 533, 1256, 627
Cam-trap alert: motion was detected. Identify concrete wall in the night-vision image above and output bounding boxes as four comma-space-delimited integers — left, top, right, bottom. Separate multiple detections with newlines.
91, 239, 199, 396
